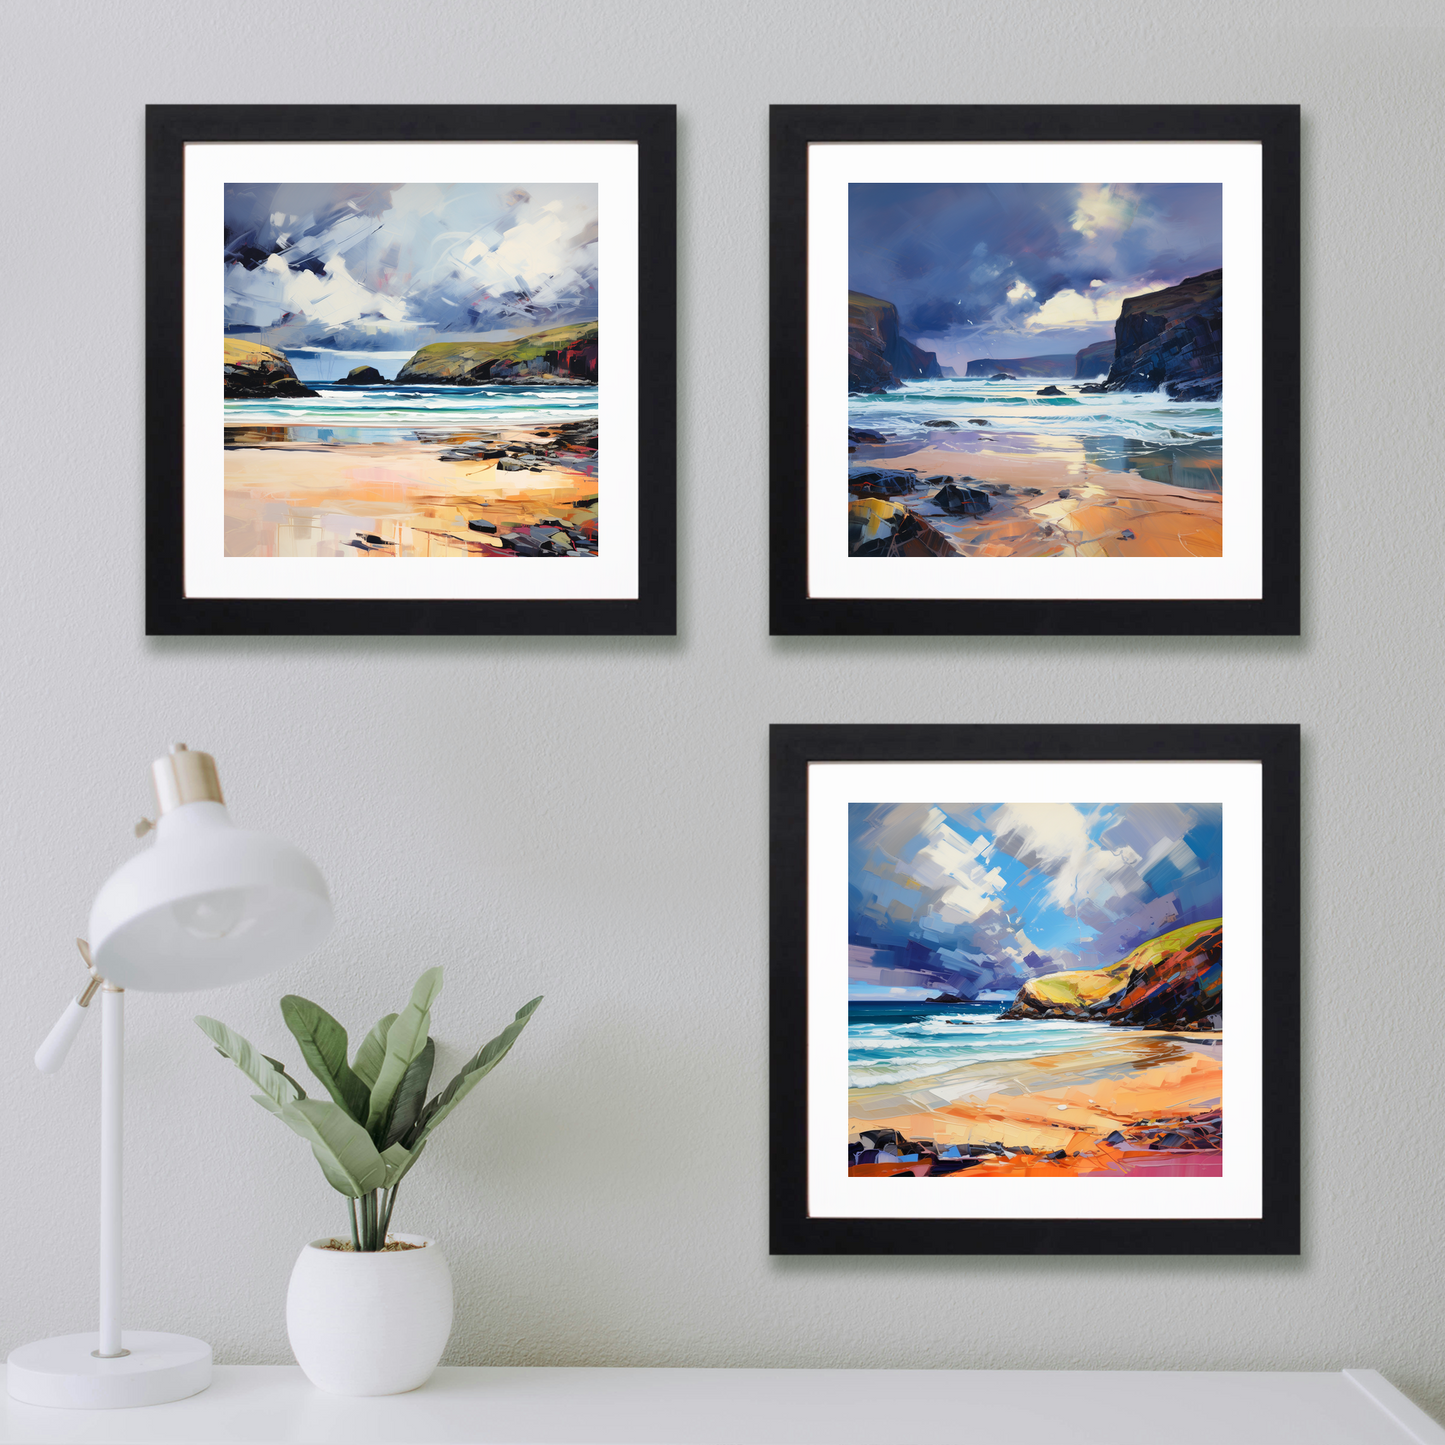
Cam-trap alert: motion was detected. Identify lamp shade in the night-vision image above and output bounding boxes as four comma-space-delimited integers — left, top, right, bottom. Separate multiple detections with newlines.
88, 800, 332, 993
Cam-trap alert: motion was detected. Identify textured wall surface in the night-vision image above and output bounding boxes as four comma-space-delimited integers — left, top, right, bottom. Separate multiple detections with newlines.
4, 0, 1443, 1423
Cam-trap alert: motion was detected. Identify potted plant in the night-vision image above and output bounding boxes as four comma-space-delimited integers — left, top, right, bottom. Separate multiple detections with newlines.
196, 967, 540, 1395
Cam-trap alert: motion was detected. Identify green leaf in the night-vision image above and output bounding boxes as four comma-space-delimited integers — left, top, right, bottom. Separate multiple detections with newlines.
351, 1013, 398, 1091
380, 1139, 426, 1190
280, 996, 369, 1122
261, 1055, 308, 1101
250, 1091, 285, 1118
265, 1097, 388, 1197
366, 968, 443, 1138
412, 996, 542, 1148
196, 1016, 300, 1108
381, 1038, 435, 1150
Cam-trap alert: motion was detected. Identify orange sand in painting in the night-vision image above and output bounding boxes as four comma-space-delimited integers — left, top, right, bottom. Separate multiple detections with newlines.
223, 424, 598, 558
855, 441, 1222, 558
849, 1033, 1223, 1178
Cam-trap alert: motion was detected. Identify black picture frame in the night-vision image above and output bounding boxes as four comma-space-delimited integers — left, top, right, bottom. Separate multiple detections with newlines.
146, 104, 676, 636
769, 105, 1301, 636
770, 723, 1301, 1255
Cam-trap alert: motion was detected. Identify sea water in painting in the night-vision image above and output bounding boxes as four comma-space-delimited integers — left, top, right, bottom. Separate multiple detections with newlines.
847, 184, 1223, 559
848, 803, 1223, 1178
223, 183, 599, 558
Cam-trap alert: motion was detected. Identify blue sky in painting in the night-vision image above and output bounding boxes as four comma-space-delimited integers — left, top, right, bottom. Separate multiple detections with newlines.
848, 801, 1223, 999
849, 181, 1222, 369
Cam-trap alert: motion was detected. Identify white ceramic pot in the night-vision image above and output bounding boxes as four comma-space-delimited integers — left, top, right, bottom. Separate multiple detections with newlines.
286, 1233, 453, 1396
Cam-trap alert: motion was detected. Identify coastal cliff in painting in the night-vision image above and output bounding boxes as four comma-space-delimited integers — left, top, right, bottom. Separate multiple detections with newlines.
221, 181, 600, 559
846, 182, 1224, 559
847, 293, 943, 391
846, 802, 1224, 1177
1098, 268, 1222, 401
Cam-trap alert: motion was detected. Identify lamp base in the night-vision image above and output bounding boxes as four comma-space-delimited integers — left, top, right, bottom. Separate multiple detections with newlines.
6, 1331, 211, 1409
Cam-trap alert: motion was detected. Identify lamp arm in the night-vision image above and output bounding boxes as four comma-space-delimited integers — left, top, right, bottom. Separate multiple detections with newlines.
35, 991, 97, 1074
34, 940, 103, 1074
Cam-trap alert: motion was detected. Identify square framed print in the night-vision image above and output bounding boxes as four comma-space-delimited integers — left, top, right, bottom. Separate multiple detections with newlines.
770, 724, 1300, 1254
147, 104, 676, 635
769, 106, 1300, 636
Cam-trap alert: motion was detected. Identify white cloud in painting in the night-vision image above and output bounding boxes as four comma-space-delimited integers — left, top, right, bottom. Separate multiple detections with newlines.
849, 800, 1221, 998
223, 181, 599, 351
1069, 183, 1141, 242
983, 800, 1204, 931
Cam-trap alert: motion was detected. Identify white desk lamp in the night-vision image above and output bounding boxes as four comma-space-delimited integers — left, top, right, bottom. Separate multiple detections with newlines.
7, 745, 333, 1409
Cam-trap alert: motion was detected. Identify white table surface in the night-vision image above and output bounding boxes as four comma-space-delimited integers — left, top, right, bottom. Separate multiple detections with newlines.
3, 1366, 1442, 1445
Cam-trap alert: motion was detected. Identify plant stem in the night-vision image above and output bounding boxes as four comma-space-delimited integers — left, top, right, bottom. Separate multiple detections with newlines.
363, 1190, 376, 1251
381, 1184, 399, 1240
348, 1196, 360, 1252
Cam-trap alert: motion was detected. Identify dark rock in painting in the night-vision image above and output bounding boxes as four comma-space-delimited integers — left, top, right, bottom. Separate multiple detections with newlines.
1036, 385, 1066, 396
988, 372, 1014, 381
966, 418, 989, 425
1167, 379, 1224, 402
924, 419, 958, 428
848, 467, 918, 499
859, 1129, 900, 1149
439, 444, 508, 461
333, 365, 389, 386
848, 427, 887, 443
934, 482, 991, 517
1102, 268, 1222, 400
467, 519, 498, 534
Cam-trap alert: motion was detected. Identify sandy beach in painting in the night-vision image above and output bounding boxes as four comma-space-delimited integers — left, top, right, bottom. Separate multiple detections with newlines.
849, 1025, 1223, 1179
847, 431, 1221, 559
224, 421, 598, 559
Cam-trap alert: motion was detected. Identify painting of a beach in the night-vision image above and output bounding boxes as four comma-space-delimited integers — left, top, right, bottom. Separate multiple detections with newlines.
846, 182, 1224, 559
848, 801, 1223, 1178
223, 181, 600, 559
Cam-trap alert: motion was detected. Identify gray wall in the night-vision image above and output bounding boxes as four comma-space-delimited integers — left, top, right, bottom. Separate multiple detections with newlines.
5, 0, 1443, 1421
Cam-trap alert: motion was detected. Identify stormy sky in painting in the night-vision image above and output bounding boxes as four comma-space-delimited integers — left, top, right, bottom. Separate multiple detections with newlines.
849, 182, 1222, 367
224, 182, 598, 352
848, 802, 1223, 999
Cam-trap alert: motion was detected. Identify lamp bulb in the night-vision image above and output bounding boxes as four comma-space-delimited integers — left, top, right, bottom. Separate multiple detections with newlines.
170, 889, 250, 941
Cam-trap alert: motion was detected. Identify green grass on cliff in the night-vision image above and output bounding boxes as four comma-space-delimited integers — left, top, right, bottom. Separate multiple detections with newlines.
1020, 917, 1222, 1011
1115, 917, 1221, 973
399, 321, 597, 379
